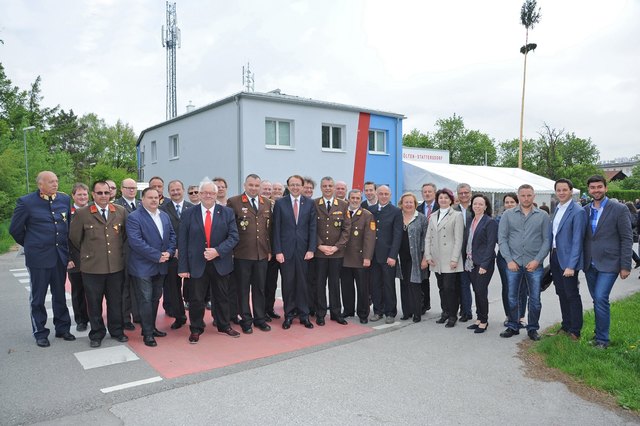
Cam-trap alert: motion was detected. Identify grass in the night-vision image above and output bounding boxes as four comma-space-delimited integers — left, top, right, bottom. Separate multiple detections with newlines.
0, 219, 16, 254
532, 291, 640, 411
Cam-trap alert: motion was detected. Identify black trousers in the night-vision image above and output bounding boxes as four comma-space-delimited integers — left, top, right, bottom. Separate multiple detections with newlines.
234, 258, 268, 328
82, 271, 124, 340
189, 262, 232, 334
399, 253, 422, 317
265, 258, 280, 312
132, 274, 164, 338
550, 251, 583, 336
306, 258, 317, 314
163, 258, 186, 321
420, 268, 431, 310
68, 270, 89, 325
436, 272, 459, 321
371, 261, 397, 317
340, 266, 369, 319
280, 254, 310, 321
315, 257, 344, 320
121, 269, 140, 324
469, 265, 494, 323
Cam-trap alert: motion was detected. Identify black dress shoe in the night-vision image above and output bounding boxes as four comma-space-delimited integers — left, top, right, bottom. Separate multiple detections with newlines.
528, 330, 541, 341
282, 319, 292, 330
55, 331, 76, 341
445, 320, 456, 328
221, 328, 241, 338
475, 323, 488, 334
112, 334, 129, 343
436, 316, 448, 324
467, 323, 480, 330
76, 323, 88, 332
400, 315, 411, 321
170, 319, 186, 330
242, 326, 253, 334
316, 317, 326, 326
123, 322, 135, 331
500, 328, 520, 338
336, 318, 348, 325
412, 315, 421, 323
256, 323, 271, 332
301, 319, 314, 329
264, 315, 272, 323
90, 339, 102, 348
231, 316, 241, 325
36, 338, 50, 347
188, 333, 200, 343
359, 317, 368, 324
152, 329, 167, 337
144, 336, 157, 347
267, 310, 281, 320
459, 314, 471, 323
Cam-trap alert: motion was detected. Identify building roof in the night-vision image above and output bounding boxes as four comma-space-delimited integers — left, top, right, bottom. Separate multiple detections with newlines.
604, 170, 627, 181
137, 90, 405, 146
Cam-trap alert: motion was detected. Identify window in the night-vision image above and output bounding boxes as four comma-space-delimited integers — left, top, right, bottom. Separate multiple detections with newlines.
140, 144, 145, 166
368, 130, 386, 153
151, 140, 157, 163
169, 134, 179, 160
265, 119, 292, 147
321, 125, 343, 150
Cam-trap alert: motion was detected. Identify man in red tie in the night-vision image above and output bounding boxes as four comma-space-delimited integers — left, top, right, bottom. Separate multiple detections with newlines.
178, 180, 240, 343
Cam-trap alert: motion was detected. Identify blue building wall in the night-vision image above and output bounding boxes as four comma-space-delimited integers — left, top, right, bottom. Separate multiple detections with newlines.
365, 114, 403, 202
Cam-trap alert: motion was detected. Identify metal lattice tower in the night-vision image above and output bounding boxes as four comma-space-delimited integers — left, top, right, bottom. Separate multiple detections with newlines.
161, 1, 180, 120
242, 62, 255, 92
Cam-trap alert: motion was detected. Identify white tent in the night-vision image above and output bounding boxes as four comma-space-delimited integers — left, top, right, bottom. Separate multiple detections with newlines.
403, 160, 579, 210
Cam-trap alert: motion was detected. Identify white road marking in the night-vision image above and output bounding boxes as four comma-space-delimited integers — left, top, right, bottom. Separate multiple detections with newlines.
10, 268, 27, 272
74, 346, 139, 370
19, 278, 30, 284
47, 307, 75, 318
100, 376, 162, 393
45, 293, 71, 302
12, 272, 29, 277
372, 322, 402, 330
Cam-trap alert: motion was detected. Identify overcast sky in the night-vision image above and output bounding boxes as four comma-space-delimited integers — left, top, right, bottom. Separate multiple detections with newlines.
1, 0, 638, 162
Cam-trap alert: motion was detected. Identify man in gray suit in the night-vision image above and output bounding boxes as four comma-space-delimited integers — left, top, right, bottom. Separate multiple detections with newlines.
583, 175, 633, 349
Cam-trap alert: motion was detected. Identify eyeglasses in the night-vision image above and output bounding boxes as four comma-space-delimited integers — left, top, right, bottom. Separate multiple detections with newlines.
109, 186, 116, 190
188, 191, 199, 195
122, 186, 136, 190
94, 191, 110, 196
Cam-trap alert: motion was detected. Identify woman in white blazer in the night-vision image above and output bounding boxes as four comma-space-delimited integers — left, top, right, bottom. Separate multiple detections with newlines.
422, 188, 464, 327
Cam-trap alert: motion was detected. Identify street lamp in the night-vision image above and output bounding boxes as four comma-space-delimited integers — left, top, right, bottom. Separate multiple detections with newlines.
22, 126, 36, 193
89, 162, 96, 185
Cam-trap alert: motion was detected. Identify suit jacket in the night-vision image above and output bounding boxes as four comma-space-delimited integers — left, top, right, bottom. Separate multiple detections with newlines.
424, 208, 464, 274
397, 212, 428, 283
314, 198, 351, 258
160, 199, 194, 245
343, 207, 376, 268
226, 193, 272, 260
466, 215, 498, 270
550, 201, 586, 271
367, 203, 403, 264
583, 199, 633, 273
68, 203, 127, 274
417, 200, 439, 220
9, 190, 71, 268
126, 207, 176, 278
178, 204, 239, 278
273, 195, 317, 259
115, 196, 140, 213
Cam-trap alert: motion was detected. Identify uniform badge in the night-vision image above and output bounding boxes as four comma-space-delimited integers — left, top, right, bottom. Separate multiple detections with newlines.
353, 230, 359, 236
113, 224, 120, 234
370, 222, 376, 231
334, 221, 340, 227
61, 212, 67, 222
240, 219, 249, 230
242, 207, 249, 213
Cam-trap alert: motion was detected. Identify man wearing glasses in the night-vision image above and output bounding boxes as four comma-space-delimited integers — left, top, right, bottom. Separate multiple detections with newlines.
187, 185, 200, 205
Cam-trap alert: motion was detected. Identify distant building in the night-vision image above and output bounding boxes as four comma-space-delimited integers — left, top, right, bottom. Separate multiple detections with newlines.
599, 159, 638, 178
137, 90, 404, 197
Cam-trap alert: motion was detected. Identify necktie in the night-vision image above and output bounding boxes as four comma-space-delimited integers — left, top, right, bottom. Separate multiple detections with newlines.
293, 198, 299, 223
326, 200, 331, 213
427, 204, 432, 220
176, 204, 181, 218
251, 198, 258, 213
101, 208, 107, 221
204, 209, 212, 248
131, 202, 136, 211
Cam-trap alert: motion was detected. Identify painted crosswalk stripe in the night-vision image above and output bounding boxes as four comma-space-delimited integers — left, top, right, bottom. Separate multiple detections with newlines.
74, 346, 139, 370
372, 322, 402, 330
19, 278, 30, 284
100, 376, 162, 394
47, 306, 75, 318
10, 268, 27, 272
45, 293, 71, 302
12, 272, 29, 277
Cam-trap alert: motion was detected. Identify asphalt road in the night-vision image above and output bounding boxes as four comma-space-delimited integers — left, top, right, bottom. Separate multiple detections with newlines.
1, 248, 638, 426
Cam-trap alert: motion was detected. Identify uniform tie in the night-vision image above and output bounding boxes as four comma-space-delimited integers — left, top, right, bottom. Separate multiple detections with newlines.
204, 209, 212, 248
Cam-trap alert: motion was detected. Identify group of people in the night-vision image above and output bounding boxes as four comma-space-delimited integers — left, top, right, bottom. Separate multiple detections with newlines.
9, 170, 634, 350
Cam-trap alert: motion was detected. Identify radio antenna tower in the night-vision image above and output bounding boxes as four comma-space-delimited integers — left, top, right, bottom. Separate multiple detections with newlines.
242, 62, 255, 92
161, 1, 180, 120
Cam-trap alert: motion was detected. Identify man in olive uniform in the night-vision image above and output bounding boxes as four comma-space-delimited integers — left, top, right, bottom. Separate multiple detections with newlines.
314, 176, 351, 325
227, 174, 273, 334
341, 189, 376, 324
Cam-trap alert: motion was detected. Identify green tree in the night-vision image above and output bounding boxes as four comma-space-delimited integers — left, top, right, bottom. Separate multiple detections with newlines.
497, 137, 537, 169
620, 163, 640, 190
431, 114, 497, 165
402, 128, 434, 148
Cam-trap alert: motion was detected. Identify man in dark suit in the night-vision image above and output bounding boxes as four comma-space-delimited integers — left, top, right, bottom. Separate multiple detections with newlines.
114, 177, 140, 331
314, 176, 351, 326
178, 180, 240, 343
367, 185, 402, 324
361, 181, 378, 208
583, 175, 633, 349
454, 183, 474, 322
69, 180, 128, 348
127, 187, 176, 347
10, 171, 75, 347
227, 174, 272, 334
264, 182, 283, 321
549, 178, 587, 340
160, 179, 194, 329
273, 174, 317, 330
417, 182, 438, 314
341, 189, 376, 324
68, 182, 90, 332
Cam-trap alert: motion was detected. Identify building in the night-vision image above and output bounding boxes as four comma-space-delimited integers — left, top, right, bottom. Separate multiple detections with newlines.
137, 90, 404, 197
599, 159, 638, 178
